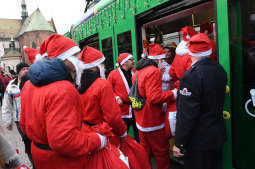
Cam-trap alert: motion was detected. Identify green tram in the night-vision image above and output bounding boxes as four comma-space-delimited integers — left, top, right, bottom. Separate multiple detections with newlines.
64, 0, 255, 169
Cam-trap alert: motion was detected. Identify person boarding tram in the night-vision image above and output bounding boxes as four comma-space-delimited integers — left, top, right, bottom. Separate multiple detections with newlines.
107, 53, 139, 142
133, 43, 177, 169
173, 33, 227, 169
169, 26, 197, 89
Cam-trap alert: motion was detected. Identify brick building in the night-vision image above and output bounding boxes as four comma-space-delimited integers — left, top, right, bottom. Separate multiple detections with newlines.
0, 0, 57, 72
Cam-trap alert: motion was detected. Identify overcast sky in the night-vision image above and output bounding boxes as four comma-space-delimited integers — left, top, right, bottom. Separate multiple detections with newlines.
0, 0, 86, 34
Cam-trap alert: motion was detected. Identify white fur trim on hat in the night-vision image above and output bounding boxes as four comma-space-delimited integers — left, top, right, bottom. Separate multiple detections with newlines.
42, 52, 48, 57
120, 54, 133, 65
148, 54, 166, 60
176, 40, 189, 56
57, 46, 81, 60
35, 54, 43, 61
82, 56, 105, 69
188, 48, 212, 58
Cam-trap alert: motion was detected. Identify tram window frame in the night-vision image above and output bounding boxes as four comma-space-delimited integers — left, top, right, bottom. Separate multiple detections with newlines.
117, 31, 133, 55
102, 37, 114, 78
79, 34, 100, 50
136, 1, 216, 58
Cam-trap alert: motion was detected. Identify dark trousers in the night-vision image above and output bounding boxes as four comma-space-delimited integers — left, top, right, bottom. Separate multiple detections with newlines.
15, 122, 35, 169
184, 149, 222, 169
123, 116, 139, 142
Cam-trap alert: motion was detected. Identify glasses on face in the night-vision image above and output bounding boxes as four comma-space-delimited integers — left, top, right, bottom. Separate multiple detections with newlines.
128, 58, 134, 61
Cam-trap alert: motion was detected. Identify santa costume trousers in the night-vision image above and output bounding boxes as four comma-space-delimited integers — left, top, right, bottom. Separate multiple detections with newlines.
138, 128, 170, 169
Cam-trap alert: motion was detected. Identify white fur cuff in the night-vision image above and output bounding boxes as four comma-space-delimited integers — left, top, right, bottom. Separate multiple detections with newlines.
96, 133, 107, 149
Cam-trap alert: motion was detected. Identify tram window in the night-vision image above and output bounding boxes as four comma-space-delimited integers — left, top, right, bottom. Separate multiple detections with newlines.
229, 0, 255, 97
102, 37, 114, 77
117, 31, 133, 54
143, 4, 216, 48
79, 34, 99, 50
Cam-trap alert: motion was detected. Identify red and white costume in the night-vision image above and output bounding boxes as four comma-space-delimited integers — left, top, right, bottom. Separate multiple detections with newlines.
107, 53, 135, 118
78, 46, 127, 146
134, 43, 177, 169
169, 26, 197, 89
20, 34, 103, 169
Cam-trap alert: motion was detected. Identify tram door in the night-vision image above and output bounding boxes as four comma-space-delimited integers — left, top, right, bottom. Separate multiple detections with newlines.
229, 0, 255, 169
99, 23, 115, 78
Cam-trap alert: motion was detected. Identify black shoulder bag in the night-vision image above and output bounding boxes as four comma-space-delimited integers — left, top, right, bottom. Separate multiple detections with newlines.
129, 74, 146, 110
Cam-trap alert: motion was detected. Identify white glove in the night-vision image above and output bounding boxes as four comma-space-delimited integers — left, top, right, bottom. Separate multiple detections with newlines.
96, 133, 107, 149
171, 88, 178, 100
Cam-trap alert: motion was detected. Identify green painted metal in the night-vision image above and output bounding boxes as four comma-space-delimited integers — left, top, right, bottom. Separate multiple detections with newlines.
63, 31, 71, 38
216, 0, 233, 169
113, 13, 137, 66
96, 0, 116, 12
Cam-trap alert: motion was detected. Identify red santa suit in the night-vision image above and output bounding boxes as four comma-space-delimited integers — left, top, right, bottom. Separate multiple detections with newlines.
107, 68, 134, 118
135, 43, 177, 169
107, 53, 135, 119
78, 46, 127, 147
169, 26, 197, 89
20, 34, 103, 169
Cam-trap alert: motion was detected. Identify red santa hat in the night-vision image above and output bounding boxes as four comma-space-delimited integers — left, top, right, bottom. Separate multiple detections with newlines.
147, 43, 166, 60
181, 26, 198, 41
79, 46, 105, 69
23, 46, 42, 64
187, 33, 212, 58
39, 34, 80, 60
117, 53, 133, 66
200, 22, 214, 35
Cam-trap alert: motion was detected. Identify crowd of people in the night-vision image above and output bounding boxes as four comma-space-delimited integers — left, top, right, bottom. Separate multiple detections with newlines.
0, 23, 227, 169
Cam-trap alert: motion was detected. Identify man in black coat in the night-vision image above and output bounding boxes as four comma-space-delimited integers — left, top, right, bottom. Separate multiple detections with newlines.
173, 33, 227, 169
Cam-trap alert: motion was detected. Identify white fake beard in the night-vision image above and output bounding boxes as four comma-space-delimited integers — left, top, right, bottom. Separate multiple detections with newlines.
75, 60, 86, 87
66, 56, 84, 87
98, 64, 106, 79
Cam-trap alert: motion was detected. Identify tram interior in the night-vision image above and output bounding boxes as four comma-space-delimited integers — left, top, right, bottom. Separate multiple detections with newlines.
142, 5, 216, 55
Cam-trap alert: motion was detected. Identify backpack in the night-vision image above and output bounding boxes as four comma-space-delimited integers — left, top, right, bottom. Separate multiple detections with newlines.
129, 74, 145, 110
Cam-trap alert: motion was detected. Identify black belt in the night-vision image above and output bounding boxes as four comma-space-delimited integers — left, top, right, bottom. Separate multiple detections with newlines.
33, 141, 52, 151
84, 121, 96, 127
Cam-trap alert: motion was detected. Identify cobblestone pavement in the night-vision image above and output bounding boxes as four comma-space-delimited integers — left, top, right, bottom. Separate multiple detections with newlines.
0, 111, 32, 168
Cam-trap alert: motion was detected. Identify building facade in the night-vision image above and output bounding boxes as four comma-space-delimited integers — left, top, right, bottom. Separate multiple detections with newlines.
0, 0, 57, 73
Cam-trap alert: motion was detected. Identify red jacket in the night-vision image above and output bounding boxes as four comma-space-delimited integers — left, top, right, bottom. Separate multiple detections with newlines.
169, 53, 192, 89
81, 78, 127, 137
107, 68, 135, 118
133, 64, 176, 131
20, 81, 101, 169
